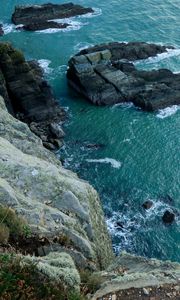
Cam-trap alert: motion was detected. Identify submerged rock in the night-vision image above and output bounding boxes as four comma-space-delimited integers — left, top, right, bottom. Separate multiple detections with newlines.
0, 24, 4, 36
142, 200, 153, 210
162, 210, 175, 224
67, 42, 180, 111
0, 42, 66, 150
12, 3, 94, 31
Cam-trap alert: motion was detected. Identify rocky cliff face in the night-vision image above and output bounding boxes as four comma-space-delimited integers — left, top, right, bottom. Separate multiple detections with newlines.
0, 42, 67, 150
0, 95, 114, 270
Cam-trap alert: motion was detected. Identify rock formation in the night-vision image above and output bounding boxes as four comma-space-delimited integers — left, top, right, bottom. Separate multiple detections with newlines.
67, 42, 180, 111
91, 252, 180, 299
12, 3, 94, 31
0, 24, 4, 36
0, 95, 114, 270
0, 42, 66, 150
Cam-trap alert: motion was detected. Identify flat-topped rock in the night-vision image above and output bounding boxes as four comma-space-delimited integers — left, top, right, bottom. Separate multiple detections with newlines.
67, 42, 180, 111
12, 2, 94, 31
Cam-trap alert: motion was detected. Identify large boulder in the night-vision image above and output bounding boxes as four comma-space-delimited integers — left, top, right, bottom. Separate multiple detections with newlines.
0, 96, 114, 270
0, 42, 66, 149
12, 3, 94, 31
67, 42, 180, 111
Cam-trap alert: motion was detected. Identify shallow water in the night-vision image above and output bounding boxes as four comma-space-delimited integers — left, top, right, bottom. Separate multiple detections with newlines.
1, 0, 180, 262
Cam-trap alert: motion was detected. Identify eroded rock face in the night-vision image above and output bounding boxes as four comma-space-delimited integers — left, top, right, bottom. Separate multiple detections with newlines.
91, 252, 180, 300
0, 96, 114, 269
67, 42, 180, 111
0, 42, 66, 150
12, 3, 94, 31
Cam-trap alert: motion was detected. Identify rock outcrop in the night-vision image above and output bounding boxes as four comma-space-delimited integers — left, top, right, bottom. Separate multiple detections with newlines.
0, 42, 66, 150
0, 24, 4, 36
91, 252, 180, 299
12, 3, 94, 31
0, 96, 114, 270
67, 42, 180, 111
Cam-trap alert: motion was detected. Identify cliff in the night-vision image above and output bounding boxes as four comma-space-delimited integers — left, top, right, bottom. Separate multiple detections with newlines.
0, 95, 114, 271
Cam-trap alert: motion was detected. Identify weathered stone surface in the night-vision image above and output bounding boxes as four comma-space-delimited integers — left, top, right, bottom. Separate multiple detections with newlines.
91, 252, 180, 299
12, 3, 94, 31
67, 42, 180, 111
0, 42, 66, 150
0, 96, 114, 269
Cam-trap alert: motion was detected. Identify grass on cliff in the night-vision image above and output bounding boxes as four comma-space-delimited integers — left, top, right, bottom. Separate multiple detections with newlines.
0, 206, 31, 244
0, 253, 87, 300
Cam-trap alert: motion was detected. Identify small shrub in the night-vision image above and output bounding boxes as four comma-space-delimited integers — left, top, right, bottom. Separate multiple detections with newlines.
80, 269, 105, 295
0, 42, 11, 55
0, 224, 9, 244
0, 254, 87, 300
0, 206, 30, 242
10, 49, 25, 64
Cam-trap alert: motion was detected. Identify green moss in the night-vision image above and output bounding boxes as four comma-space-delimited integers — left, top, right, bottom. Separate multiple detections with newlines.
0, 42, 11, 55
0, 205, 30, 241
10, 49, 25, 64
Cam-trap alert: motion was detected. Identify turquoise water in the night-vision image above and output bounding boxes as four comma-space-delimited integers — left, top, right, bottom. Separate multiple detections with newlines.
1, 0, 180, 262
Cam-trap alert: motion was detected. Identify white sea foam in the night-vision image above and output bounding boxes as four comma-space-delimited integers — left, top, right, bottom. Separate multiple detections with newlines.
38, 59, 53, 74
86, 158, 122, 169
112, 102, 134, 109
156, 105, 180, 119
74, 42, 94, 52
36, 19, 84, 33
136, 48, 180, 66
78, 7, 102, 18
2, 23, 15, 34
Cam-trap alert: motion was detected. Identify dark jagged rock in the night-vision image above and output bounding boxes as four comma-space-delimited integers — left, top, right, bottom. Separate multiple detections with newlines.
162, 210, 175, 224
0, 42, 66, 149
12, 3, 94, 31
23, 21, 69, 31
0, 24, 4, 36
67, 42, 180, 111
142, 200, 153, 210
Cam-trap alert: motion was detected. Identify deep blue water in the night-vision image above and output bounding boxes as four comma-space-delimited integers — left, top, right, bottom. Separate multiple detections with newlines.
0, 0, 180, 262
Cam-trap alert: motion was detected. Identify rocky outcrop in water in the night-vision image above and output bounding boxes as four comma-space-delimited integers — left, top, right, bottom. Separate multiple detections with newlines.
0, 24, 4, 36
0, 42, 66, 150
12, 3, 94, 31
67, 42, 180, 111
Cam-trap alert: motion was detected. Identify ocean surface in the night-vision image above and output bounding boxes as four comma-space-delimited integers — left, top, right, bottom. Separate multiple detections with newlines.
1, 0, 180, 262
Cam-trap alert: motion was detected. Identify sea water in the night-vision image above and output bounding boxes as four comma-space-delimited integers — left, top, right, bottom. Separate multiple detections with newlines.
0, 0, 180, 262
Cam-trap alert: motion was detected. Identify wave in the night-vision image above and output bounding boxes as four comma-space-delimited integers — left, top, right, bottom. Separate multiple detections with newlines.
112, 102, 134, 109
37, 59, 53, 74
74, 42, 94, 52
78, 7, 102, 19
136, 48, 180, 66
36, 19, 84, 33
156, 105, 180, 119
86, 158, 122, 169
1, 23, 15, 34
